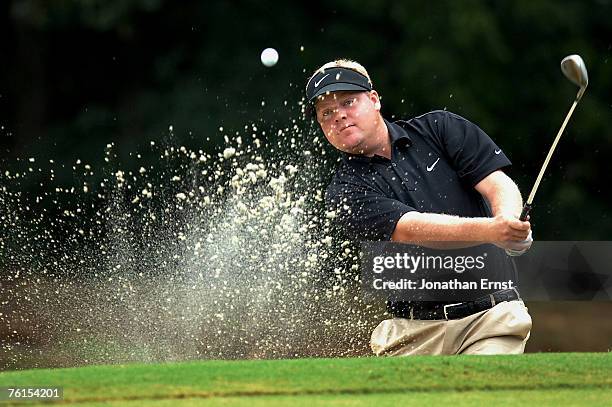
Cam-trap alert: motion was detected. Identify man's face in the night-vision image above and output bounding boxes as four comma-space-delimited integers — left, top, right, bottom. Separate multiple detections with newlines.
314, 90, 382, 155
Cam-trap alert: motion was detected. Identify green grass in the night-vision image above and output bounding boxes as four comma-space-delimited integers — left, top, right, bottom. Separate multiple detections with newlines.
0, 353, 610, 406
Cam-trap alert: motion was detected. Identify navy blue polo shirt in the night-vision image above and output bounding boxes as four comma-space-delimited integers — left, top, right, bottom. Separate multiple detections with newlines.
326, 110, 511, 242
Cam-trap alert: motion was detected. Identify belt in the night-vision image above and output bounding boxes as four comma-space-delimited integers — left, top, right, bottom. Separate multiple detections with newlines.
388, 288, 521, 320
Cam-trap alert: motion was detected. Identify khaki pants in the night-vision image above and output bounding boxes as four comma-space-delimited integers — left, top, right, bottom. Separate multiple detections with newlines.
371, 300, 532, 356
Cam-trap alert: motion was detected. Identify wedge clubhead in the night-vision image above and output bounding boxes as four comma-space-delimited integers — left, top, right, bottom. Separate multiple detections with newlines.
561, 54, 589, 101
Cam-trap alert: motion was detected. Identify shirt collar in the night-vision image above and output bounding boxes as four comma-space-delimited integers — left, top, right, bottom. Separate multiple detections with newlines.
342, 118, 412, 163
387, 119, 413, 148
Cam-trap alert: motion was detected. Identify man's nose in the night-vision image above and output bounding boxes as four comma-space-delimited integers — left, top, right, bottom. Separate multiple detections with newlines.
333, 108, 347, 122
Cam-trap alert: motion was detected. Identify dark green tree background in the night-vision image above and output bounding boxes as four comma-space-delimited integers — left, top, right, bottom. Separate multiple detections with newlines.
1, 0, 611, 238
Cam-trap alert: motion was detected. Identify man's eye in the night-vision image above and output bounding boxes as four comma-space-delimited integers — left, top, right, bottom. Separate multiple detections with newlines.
343, 98, 356, 106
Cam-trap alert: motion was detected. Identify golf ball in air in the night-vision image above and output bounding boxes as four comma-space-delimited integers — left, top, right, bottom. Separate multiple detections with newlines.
260, 48, 279, 67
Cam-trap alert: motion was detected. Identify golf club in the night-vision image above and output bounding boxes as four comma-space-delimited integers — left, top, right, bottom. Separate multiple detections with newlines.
519, 54, 589, 221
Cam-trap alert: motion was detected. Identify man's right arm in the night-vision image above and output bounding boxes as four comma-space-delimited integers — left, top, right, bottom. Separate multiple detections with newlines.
391, 211, 530, 248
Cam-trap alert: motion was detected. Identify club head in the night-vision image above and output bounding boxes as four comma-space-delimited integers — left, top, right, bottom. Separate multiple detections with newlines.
561, 55, 588, 100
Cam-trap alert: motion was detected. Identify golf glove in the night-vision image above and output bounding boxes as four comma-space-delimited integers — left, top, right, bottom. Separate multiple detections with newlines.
505, 230, 533, 257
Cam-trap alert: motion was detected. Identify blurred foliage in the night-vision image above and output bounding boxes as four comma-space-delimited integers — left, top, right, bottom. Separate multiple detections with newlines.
0, 0, 611, 239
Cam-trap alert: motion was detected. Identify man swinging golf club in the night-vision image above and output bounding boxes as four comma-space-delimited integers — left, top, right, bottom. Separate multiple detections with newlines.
306, 59, 534, 355
307, 56, 588, 355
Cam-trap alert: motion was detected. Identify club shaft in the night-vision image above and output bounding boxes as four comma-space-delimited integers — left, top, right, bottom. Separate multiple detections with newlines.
526, 98, 579, 205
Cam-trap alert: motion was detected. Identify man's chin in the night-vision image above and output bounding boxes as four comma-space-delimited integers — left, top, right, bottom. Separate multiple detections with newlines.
336, 136, 362, 153
344, 143, 370, 156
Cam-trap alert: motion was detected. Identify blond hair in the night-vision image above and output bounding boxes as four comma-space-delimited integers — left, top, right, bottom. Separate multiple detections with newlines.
308, 59, 373, 87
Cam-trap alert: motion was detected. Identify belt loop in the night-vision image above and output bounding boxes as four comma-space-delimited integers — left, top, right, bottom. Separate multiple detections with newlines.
489, 294, 496, 306
410, 308, 414, 320
443, 303, 462, 320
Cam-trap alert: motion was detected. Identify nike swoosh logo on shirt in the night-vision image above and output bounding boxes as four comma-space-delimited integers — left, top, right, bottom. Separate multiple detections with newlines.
314, 74, 330, 88
494, 149, 502, 155
426, 157, 440, 172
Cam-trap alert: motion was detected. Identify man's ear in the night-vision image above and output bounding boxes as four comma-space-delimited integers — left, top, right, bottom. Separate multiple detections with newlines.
370, 90, 381, 110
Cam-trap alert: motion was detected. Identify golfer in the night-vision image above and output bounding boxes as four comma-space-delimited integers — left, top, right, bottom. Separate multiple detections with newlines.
306, 59, 533, 355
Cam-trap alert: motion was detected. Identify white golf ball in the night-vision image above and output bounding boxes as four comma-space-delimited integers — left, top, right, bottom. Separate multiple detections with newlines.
260, 48, 279, 67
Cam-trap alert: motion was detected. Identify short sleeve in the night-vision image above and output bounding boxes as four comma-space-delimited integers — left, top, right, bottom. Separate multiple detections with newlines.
325, 176, 416, 242
440, 112, 512, 187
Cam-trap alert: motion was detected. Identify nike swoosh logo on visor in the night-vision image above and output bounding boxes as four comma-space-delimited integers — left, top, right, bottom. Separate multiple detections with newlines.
314, 74, 330, 88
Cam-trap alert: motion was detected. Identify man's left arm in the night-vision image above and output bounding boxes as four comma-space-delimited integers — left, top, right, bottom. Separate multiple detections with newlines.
474, 170, 523, 218
475, 170, 533, 255
433, 111, 532, 254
